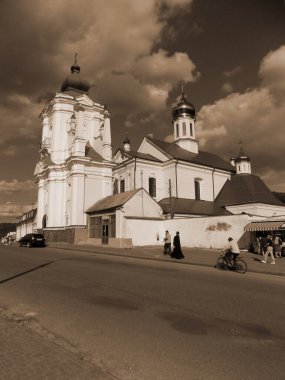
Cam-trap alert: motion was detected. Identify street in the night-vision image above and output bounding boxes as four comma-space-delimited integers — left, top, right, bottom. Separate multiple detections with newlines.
0, 244, 284, 380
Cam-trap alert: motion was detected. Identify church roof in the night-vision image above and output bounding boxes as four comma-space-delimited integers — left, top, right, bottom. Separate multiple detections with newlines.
147, 137, 234, 172
86, 189, 141, 213
85, 145, 104, 162
159, 197, 230, 216
117, 148, 161, 162
214, 174, 284, 207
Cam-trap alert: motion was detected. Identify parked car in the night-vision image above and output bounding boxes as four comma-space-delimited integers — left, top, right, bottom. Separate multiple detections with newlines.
18, 233, 46, 248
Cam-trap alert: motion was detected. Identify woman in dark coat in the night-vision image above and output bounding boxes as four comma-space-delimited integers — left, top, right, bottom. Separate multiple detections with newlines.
171, 231, 184, 259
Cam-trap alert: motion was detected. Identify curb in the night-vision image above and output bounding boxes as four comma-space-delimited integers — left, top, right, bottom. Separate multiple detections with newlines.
49, 245, 285, 277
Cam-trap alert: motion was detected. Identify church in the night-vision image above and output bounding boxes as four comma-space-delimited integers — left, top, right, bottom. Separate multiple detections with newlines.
17, 59, 285, 248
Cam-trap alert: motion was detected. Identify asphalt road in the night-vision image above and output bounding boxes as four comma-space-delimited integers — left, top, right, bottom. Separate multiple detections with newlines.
0, 244, 284, 380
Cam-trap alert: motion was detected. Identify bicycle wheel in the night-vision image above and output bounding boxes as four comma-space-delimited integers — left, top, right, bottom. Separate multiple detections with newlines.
216, 256, 228, 270
235, 259, 247, 274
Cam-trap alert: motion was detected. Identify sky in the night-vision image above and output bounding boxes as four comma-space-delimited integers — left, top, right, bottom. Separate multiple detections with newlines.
0, 0, 285, 222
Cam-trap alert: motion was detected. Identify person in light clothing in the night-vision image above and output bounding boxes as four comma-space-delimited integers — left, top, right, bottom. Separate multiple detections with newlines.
163, 230, 171, 255
261, 235, 275, 264
224, 237, 240, 263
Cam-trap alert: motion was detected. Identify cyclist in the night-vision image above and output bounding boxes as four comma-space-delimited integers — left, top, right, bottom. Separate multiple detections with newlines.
224, 237, 240, 263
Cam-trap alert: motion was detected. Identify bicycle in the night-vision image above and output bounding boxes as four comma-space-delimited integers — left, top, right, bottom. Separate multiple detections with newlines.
216, 250, 247, 274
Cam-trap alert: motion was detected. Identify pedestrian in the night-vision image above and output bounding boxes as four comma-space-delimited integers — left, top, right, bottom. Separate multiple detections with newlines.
163, 230, 171, 255
281, 239, 285, 257
224, 237, 240, 262
171, 231, 184, 259
261, 235, 275, 264
256, 236, 261, 254
260, 235, 267, 256
273, 235, 282, 258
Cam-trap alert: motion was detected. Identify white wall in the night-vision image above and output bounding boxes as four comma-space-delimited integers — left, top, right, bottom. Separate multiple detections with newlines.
125, 214, 251, 249
226, 203, 285, 217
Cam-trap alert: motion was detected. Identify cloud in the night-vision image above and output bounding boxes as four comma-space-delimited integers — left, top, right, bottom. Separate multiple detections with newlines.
224, 66, 241, 78
0, 0, 195, 147
222, 82, 234, 93
196, 45, 285, 191
0, 179, 37, 221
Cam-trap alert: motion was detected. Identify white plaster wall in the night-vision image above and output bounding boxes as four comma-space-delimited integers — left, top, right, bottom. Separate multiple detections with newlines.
213, 172, 231, 199
125, 214, 251, 249
123, 190, 163, 218
226, 203, 285, 217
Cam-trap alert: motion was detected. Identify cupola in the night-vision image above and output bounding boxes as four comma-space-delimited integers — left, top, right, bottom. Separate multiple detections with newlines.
123, 134, 131, 152
61, 54, 91, 94
234, 143, 252, 174
172, 82, 198, 154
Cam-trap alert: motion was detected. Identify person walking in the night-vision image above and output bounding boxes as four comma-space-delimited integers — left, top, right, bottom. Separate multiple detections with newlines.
261, 235, 275, 264
163, 230, 171, 255
171, 231, 184, 259
273, 235, 282, 258
260, 235, 267, 256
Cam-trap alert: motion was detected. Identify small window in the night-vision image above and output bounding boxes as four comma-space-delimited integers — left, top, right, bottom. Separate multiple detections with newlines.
176, 123, 179, 138
194, 180, 200, 200
149, 177, 156, 197
182, 122, 186, 136
120, 179, 125, 193
190, 123, 193, 136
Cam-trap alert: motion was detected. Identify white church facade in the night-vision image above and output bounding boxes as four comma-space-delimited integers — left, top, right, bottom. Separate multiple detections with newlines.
17, 59, 285, 248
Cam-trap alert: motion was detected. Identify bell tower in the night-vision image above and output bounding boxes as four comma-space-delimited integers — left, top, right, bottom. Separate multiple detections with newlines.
234, 142, 252, 174
172, 82, 198, 154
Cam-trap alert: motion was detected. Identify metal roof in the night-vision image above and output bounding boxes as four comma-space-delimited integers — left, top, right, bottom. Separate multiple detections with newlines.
147, 137, 234, 172
214, 174, 284, 207
86, 189, 141, 213
159, 197, 230, 216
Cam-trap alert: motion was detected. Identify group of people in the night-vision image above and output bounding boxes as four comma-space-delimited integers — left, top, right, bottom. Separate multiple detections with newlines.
163, 230, 184, 259
256, 234, 284, 265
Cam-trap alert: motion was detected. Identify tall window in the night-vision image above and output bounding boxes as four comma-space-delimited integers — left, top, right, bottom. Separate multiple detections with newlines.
182, 122, 186, 136
149, 177, 156, 197
194, 180, 201, 200
190, 123, 193, 136
176, 123, 179, 138
120, 179, 125, 193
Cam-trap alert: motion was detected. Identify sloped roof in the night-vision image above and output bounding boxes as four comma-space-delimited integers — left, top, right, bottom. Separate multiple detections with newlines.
85, 145, 104, 162
214, 174, 284, 207
159, 197, 230, 216
116, 148, 161, 162
147, 137, 234, 172
86, 189, 141, 213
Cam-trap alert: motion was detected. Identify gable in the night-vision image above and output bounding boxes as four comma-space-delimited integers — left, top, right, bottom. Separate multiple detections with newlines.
138, 137, 171, 162
113, 149, 131, 164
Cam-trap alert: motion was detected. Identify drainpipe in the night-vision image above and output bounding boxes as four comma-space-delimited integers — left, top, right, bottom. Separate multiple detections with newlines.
175, 160, 178, 198
212, 168, 216, 200
133, 157, 137, 189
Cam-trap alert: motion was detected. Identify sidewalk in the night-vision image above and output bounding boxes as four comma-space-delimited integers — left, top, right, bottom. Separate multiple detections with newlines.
48, 243, 285, 277
0, 309, 115, 380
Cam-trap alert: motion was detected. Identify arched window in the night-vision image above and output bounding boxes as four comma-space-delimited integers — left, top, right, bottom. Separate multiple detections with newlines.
194, 179, 201, 200
148, 177, 156, 197
120, 179, 125, 193
182, 122, 186, 136
176, 123, 179, 138
189, 123, 193, 136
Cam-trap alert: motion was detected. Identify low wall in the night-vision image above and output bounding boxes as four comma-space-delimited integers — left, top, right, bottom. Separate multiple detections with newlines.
126, 214, 251, 249
44, 227, 88, 244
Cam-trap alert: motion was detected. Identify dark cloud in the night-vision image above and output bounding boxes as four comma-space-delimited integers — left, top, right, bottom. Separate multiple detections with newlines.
0, 0, 284, 220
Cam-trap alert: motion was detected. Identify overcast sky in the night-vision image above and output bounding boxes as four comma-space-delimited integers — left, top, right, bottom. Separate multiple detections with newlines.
0, 0, 285, 222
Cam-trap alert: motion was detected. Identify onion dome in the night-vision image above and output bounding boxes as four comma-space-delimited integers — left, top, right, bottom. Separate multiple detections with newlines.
61, 54, 91, 94
172, 82, 195, 120
123, 134, 131, 152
